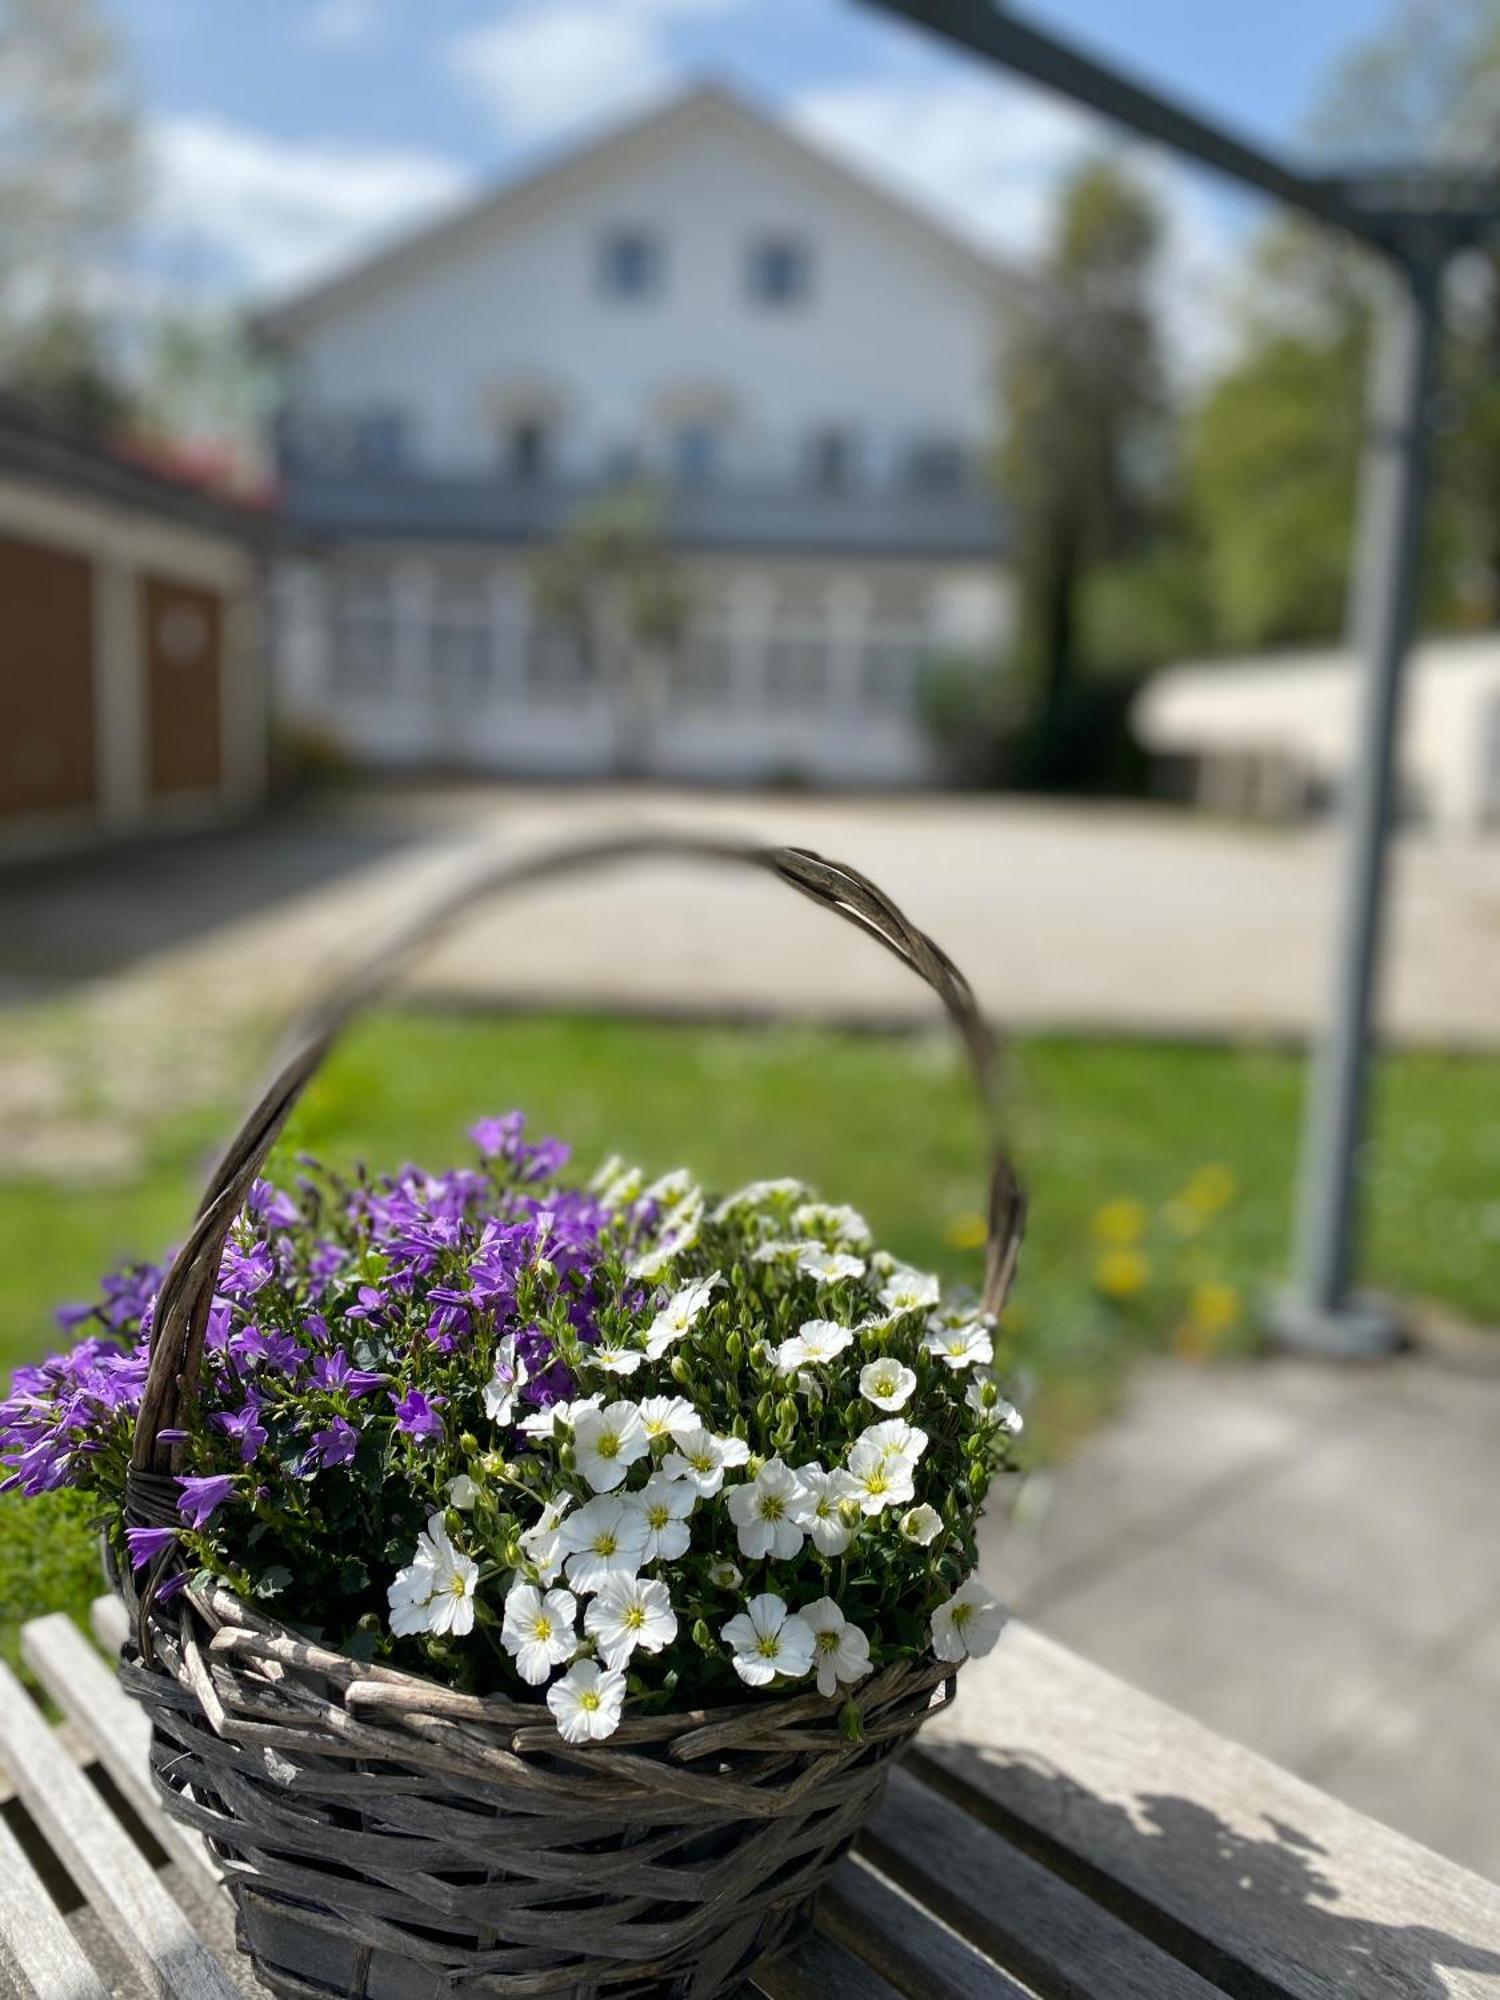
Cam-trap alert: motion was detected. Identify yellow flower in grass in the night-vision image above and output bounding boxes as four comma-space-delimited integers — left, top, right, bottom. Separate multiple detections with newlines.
944, 1209, 989, 1251
1184, 1164, 1236, 1215
1189, 1281, 1241, 1337
1094, 1248, 1150, 1299
1092, 1198, 1148, 1247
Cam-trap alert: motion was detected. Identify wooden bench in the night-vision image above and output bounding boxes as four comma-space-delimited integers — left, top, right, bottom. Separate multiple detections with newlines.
2, 1598, 1498, 2000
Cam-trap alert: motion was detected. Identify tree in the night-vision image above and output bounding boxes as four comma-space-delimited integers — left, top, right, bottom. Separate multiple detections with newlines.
532, 486, 688, 776
999, 156, 1170, 783
0, 0, 137, 433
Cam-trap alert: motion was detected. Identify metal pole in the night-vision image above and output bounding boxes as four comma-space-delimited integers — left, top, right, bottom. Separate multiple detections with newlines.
1273, 248, 1444, 1357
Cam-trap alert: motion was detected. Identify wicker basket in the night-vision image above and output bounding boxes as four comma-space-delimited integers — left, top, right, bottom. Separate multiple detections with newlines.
118, 831, 1025, 2000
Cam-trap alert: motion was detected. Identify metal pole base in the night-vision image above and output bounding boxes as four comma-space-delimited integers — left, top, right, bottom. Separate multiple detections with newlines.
1265, 1287, 1407, 1360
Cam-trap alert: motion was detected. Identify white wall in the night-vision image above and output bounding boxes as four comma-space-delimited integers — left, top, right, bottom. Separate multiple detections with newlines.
281, 106, 1000, 486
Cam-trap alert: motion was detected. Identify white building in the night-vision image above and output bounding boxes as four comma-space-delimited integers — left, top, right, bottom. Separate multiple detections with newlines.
261, 86, 1014, 786
1136, 635, 1500, 832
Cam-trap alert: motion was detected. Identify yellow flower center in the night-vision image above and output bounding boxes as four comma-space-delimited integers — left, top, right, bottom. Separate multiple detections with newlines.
756, 1635, 780, 1658
865, 1469, 889, 1496
952, 1603, 972, 1630
690, 1451, 712, 1472
624, 1605, 646, 1630
760, 1494, 785, 1521
647, 1505, 669, 1529
448, 1575, 468, 1598
816, 1630, 838, 1654
534, 1615, 553, 1641
599, 1433, 620, 1459
580, 1689, 601, 1712
594, 1532, 617, 1556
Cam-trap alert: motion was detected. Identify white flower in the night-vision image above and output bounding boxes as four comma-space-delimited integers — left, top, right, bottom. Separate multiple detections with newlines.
644, 1272, 722, 1359
801, 1597, 873, 1699
572, 1400, 649, 1492
589, 1343, 645, 1378
900, 1503, 943, 1547
591, 1154, 644, 1206
859, 1357, 917, 1410
387, 1517, 479, 1638
446, 1472, 479, 1510
500, 1581, 578, 1685
644, 1167, 698, 1207
518, 1493, 575, 1586
662, 1425, 750, 1497
721, 1593, 815, 1686
789, 1462, 860, 1556
774, 1320, 855, 1373
584, 1573, 678, 1670
861, 1418, 930, 1472
922, 1319, 994, 1371
931, 1578, 1007, 1662
796, 1244, 867, 1285
792, 1201, 871, 1250
629, 1187, 705, 1280
844, 1422, 927, 1515
547, 1659, 627, 1743
638, 1472, 696, 1561
751, 1238, 806, 1264
965, 1378, 1024, 1432
483, 1334, 528, 1423
712, 1177, 806, 1221
725, 1457, 806, 1560
879, 1267, 942, 1315
708, 1559, 743, 1589
519, 1395, 601, 1440
637, 1394, 698, 1443
557, 1493, 649, 1593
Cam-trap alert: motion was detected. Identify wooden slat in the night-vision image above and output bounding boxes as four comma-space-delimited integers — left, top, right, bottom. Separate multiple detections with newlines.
925, 1622, 1500, 2000
863, 1765, 1218, 1998
0, 1662, 239, 2000
755, 1929, 911, 2000
22, 1614, 222, 1901
820, 1853, 1035, 1998
89, 1594, 129, 1658
0, 1810, 111, 2000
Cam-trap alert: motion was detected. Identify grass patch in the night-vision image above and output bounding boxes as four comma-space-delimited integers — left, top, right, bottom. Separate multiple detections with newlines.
3, 1010, 1498, 1656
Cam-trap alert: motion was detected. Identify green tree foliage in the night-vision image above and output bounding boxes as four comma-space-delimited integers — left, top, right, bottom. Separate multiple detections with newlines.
999, 155, 1172, 783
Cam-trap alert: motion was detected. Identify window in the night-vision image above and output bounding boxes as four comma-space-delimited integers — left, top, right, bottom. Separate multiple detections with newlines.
504, 417, 551, 484
673, 424, 719, 487
526, 623, 590, 701
747, 235, 811, 307
331, 582, 396, 696
905, 438, 967, 494
430, 584, 492, 701
807, 428, 857, 492
599, 227, 663, 301
352, 409, 407, 475
670, 628, 734, 707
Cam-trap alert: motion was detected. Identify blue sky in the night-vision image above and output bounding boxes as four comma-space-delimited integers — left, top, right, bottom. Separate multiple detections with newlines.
104, 0, 1399, 345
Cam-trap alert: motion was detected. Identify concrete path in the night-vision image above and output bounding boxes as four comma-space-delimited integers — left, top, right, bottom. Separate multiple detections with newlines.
981, 1341, 1500, 1882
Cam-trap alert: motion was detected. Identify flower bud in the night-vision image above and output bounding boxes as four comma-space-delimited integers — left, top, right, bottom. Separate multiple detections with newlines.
459, 1432, 480, 1454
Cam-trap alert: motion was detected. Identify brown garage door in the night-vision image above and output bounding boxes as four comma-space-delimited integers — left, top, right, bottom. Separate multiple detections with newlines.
142, 573, 223, 796
0, 533, 97, 822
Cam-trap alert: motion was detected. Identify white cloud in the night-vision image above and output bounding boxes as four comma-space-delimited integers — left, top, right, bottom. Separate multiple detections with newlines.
793, 76, 1244, 382
302, 0, 387, 49
144, 115, 471, 296
447, 0, 736, 144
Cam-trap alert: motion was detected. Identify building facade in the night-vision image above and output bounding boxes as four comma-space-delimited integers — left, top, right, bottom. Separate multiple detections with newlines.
262, 87, 1013, 785
0, 401, 269, 858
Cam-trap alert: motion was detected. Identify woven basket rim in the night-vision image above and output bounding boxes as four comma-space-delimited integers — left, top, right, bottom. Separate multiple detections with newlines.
125, 1570, 955, 1758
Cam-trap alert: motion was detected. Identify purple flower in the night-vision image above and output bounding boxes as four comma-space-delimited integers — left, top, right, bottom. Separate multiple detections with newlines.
310, 1349, 386, 1397
307, 1416, 359, 1470
214, 1400, 268, 1464
390, 1389, 443, 1443
471, 1113, 522, 1160
125, 1525, 178, 1571
218, 1241, 274, 1298
176, 1473, 237, 1529
233, 1324, 307, 1375
247, 1179, 301, 1230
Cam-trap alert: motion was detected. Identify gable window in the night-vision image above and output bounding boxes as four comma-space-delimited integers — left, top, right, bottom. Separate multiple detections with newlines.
905, 438, 967, 494
673, 424, 720, 487
504, 416, 551, 484
352, 409, 407, 475
747, 235, 811, 308
599, 227, 663, 301
807, 427, 858, 492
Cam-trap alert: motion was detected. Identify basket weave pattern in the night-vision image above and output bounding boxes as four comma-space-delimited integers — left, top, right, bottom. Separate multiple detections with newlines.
118, 833, 1025, 2000
117, 1576, 953, 1998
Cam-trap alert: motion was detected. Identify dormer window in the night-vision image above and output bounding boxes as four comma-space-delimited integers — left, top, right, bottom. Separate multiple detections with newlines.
600, 227, 663, 301
747, 235, 811, 308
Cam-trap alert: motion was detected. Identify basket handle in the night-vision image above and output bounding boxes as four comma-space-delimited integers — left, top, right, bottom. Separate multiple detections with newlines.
128, 829, 1026, 1487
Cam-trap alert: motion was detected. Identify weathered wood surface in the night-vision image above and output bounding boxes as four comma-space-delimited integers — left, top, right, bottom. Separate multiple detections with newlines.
2, 1600, 1498, 2000
923, 1620, 1500, 2000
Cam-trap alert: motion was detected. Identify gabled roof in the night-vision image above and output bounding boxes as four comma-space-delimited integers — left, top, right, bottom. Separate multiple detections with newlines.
256, 82, 1011, 343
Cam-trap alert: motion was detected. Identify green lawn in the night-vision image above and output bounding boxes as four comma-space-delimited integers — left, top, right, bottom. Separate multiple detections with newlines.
3, 1010, 1498, 1663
